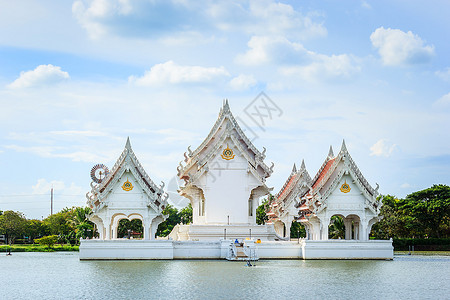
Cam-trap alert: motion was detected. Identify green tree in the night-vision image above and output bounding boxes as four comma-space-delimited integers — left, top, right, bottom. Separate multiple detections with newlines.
25, 219, 48, 242
73, 207, 94, 239
400, 184, 450, 238
256, 198, 270, 225
290, 221, 306, 238
35, 235, 58, 248
117, 219, 143, 238
0, 211, 28, 244
157, 204, 181, 237
328, 215, 345, 239
179, 203, 193, 225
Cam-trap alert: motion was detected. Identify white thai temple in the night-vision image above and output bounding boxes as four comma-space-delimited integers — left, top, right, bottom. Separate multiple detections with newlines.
169, 100, 279, 241
80, 100, 393, 260
267, 160, 311, 239
268, 141, 382, 242
296, 141, 382, 241
85, 138, 168, 241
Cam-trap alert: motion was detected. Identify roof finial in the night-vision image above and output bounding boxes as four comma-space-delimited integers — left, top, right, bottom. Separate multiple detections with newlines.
328, 145, 334, 158
341, 139, 347, 152
125, 136, 132, 150
223, 99, 230, 112
292, 163, 297, 174
300, 159, 306, 170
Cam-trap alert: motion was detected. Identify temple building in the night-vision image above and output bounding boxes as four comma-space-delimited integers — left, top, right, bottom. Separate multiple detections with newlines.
267, 160, 311, 239
169, 100, 279, 241
269, 141, 382, 241
86, 138, 168, 240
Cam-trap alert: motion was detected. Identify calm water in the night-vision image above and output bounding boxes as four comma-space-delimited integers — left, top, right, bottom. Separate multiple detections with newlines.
1, 252, 449, 300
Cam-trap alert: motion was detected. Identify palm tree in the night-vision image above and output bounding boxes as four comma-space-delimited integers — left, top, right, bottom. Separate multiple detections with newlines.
328, 215, 345, 239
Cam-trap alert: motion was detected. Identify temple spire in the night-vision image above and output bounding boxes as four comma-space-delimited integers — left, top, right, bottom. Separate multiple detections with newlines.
341, 139, 347, 152
125, 136, 132, 150
300, 159, 306, 170
292, 163, 297, 174
223, 99, 230, 112
328, 145, 334, 158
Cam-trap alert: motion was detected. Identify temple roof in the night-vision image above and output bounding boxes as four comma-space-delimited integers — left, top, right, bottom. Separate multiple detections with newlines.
177, 100, 273, 184
86, 137, 168, 213
300, 140, 380, 214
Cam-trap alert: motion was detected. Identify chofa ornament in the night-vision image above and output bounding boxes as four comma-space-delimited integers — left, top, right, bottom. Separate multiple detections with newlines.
90, 164, 110, 183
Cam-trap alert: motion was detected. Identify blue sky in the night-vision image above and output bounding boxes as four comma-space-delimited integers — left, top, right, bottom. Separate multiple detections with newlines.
0, 0, 449, 219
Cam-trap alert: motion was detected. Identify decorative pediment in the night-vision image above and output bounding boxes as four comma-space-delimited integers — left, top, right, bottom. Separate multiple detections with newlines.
86, 137, 168, 214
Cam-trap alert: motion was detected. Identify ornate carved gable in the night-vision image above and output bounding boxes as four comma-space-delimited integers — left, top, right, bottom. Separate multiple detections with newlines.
178, 100, 273, 186
302, 140, 380, 215
86, 137, 168, 214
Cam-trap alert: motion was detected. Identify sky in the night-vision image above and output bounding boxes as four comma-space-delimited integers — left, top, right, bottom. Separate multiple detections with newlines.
0, 0, 449, 219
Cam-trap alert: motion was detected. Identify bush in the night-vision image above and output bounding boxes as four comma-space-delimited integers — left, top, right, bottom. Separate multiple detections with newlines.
35, 235, 58, 248
393, 238, 450, 251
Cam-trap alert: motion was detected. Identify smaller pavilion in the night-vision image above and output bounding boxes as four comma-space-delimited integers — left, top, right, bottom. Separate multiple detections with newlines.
296, 141, 382, 240
267, 160, 311, 239
86, 138, 168, 240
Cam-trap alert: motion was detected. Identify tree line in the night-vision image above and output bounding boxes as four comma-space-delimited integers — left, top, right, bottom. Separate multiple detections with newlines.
1, 184, 448, 244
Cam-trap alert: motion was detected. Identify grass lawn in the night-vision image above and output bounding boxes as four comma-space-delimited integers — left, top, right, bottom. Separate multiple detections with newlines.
395, 251, 450, 256
0, 244, 79, 252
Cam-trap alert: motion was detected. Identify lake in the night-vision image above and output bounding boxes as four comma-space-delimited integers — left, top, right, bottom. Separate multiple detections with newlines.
1, 252, 449, 299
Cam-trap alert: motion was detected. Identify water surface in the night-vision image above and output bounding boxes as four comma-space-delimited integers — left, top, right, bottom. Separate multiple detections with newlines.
1, 252, 448, 299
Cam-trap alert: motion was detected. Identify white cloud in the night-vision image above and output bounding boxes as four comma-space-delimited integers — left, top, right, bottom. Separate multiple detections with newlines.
229, 74, 257, 90
370, 139, 397, 157
236, 35, 360, 82
32, 179, 84, 198
435, 68, 450, 82
236, 35, 310, 65
8, 64, 69, 89
361, 1, 372, 9
279, 53, 360, 82
129, 61, 230, 86
72, 0, 326, 40
370, 27, 434, 66
400, 183, 411, 189
433, 92, 450, 108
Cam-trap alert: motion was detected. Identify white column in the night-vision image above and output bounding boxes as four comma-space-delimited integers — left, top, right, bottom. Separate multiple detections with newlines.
320, 217, 330, 240
354, 222, 360, 240
143, 218, 151, 240
344, 219, 352, 240
105, 217, 111, 240
285, 221, 292, 239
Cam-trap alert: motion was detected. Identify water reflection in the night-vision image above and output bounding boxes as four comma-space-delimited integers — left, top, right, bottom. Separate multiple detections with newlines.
1, 253, 449, 300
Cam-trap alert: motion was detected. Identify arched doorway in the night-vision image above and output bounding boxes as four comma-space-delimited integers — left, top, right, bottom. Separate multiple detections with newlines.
344, 214, 361, 240
290, 221, 306, 239
117, 219, 143, 238
328, 215, 345, 239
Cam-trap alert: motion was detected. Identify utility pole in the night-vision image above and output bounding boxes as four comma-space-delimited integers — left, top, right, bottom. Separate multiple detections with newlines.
51, 187, 53, 216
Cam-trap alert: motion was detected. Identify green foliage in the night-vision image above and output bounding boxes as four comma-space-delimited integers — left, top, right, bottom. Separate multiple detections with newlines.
0, 210, 28, 244
179, 203, 193, 225
393, 238, 450, 251
328, 215, 345, 239
256, 197, 270, 225
25, 219, 48, 242
35, 235, 58, 248
0, 244, 79, 252
290, 221, 306, 238
371, 185, 450, 239
157, 204, 193, 237
117, 219, 143, 238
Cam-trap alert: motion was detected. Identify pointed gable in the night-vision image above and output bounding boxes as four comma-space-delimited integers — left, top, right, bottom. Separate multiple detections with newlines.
178, 100, 273, 184
87, 137, 168, 213
301, 140, 380, 212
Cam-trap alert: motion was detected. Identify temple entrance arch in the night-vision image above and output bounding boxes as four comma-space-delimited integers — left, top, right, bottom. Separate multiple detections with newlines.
328, 214, 345, 239
344, 214, 361, 240
111, 213, 144, 239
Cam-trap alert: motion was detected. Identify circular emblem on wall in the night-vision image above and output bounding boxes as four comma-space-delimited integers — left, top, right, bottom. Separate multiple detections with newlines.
122, 178, 133, 191
90, 164, 109, 183
340, 180, 351, 193
221, 144, 235, 160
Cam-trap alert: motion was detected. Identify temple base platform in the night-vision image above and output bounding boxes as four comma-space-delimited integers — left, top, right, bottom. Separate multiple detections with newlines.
79, 239, 393, 260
